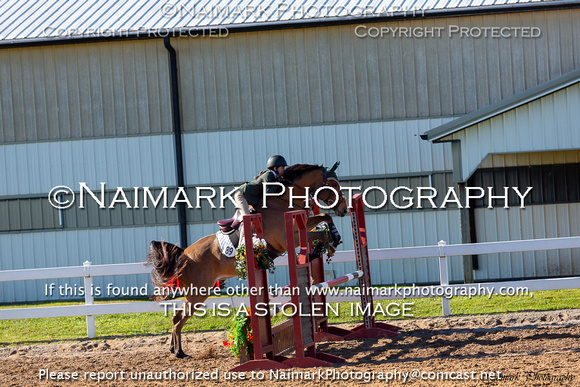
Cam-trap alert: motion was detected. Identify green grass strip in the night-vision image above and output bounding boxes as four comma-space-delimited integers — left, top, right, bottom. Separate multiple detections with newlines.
0, 289, 578, 345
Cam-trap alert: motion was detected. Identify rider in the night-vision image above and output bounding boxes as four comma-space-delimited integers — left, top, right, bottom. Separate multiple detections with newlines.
234, 155, 288, 219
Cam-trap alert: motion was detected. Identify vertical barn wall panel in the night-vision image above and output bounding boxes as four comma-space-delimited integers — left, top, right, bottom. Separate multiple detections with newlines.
0, 40, 172, 143
479, 150, 580, 169
0, 134, 176, 196
449, 82, 580, 181
181, 118, 454, 185
473, 203, 580, 281
174, 9, 580, 132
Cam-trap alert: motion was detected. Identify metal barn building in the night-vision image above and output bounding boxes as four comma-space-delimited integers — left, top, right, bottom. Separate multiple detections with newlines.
1, 0, 579, 303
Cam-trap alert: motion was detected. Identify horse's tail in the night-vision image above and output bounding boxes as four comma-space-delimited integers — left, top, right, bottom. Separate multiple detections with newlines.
146, 241, 187, 296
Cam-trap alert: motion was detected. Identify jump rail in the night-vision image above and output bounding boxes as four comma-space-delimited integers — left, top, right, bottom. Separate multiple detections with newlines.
310, 193, 401, 341
310, 270, 363, 291
229, 210, 345, 371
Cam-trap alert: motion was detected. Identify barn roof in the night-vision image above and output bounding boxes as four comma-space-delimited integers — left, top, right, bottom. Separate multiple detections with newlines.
0, 0, 573, 46
421, 68, 580, 142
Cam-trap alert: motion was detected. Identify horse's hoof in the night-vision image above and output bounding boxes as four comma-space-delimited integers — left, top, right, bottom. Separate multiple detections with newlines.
327, 245, 337, 257
175, 350, 189, 359
169, 345, 175, 354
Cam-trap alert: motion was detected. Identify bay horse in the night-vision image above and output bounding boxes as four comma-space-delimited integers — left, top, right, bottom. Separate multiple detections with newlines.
146, 164, 348, 358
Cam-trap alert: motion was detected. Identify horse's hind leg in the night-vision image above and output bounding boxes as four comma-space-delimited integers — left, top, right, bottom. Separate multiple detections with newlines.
169, 309, 182, 354
170, 302, 193, 358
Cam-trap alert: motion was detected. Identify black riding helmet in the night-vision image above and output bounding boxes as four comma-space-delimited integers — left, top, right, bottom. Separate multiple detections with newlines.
267, 155, 288, 170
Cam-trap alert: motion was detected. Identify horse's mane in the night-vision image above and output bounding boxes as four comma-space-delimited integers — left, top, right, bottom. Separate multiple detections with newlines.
281, 164, 321, 182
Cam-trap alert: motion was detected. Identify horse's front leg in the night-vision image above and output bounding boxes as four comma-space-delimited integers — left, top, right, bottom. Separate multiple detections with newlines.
305, 214, 342, 257
306, 230, 331, 259
305, 213, 342, 246
305, 213, 333, 231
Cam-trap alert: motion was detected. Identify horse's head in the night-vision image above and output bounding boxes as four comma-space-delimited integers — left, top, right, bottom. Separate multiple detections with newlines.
318, 162, 348, 217
282, 162, 348, 217
318, 176, 348, 217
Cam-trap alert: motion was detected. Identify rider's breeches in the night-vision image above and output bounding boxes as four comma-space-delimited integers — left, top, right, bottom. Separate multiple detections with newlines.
234, 191, 251, 218
234, 191, 251, 247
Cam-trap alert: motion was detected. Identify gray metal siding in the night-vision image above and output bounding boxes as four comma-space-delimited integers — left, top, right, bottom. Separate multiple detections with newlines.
468, 163, 580, 207
448, 82, 580, 181
176, 9, 580, 132
1, 173, 455, 232
479, 150, 580, 169
0, 197, 60, 232
0, 225, 179, 303
0, 134, 176, 196
0, 40, 172, 144
473, 203, 580, 281
0, 190, 180, 233
356, 210, 464, 285
181, 119, 454, 185
3, 6, 579, 301
60, 188, 180, 230
1, 10, 579, 142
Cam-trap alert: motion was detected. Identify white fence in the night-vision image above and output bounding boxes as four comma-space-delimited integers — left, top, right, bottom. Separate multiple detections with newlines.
1, 236, 580, 338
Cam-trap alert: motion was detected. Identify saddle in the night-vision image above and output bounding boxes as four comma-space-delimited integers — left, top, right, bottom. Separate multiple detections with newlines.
215, 210, 247, 258
217, 218, 240, 233
216, 209, 340, 260
217, 207, 257, 233
216, 219, 240, 258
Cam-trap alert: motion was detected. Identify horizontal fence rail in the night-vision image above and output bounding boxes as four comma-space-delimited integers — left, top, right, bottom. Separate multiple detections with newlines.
307, 236, 580, 264
1, 236, 580, 338
0, 262, 150, 282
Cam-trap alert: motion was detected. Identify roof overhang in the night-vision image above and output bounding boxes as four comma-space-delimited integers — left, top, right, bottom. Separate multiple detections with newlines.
1, 0, 579, 48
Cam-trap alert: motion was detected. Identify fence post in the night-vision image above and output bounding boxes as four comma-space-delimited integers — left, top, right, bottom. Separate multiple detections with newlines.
437, 241, 451, 316
83, 261, 96, 338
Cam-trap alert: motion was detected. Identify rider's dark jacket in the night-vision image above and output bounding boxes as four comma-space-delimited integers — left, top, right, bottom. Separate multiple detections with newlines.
238, 170, 284, 205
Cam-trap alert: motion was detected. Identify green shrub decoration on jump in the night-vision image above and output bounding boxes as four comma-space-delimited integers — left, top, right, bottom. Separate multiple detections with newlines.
311, 222, 333, 263
234, 236, 274, 279
222, 309, 253, 359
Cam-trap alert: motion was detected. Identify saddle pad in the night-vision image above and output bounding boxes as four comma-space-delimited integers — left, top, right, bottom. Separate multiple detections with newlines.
217, 231, 236, 258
